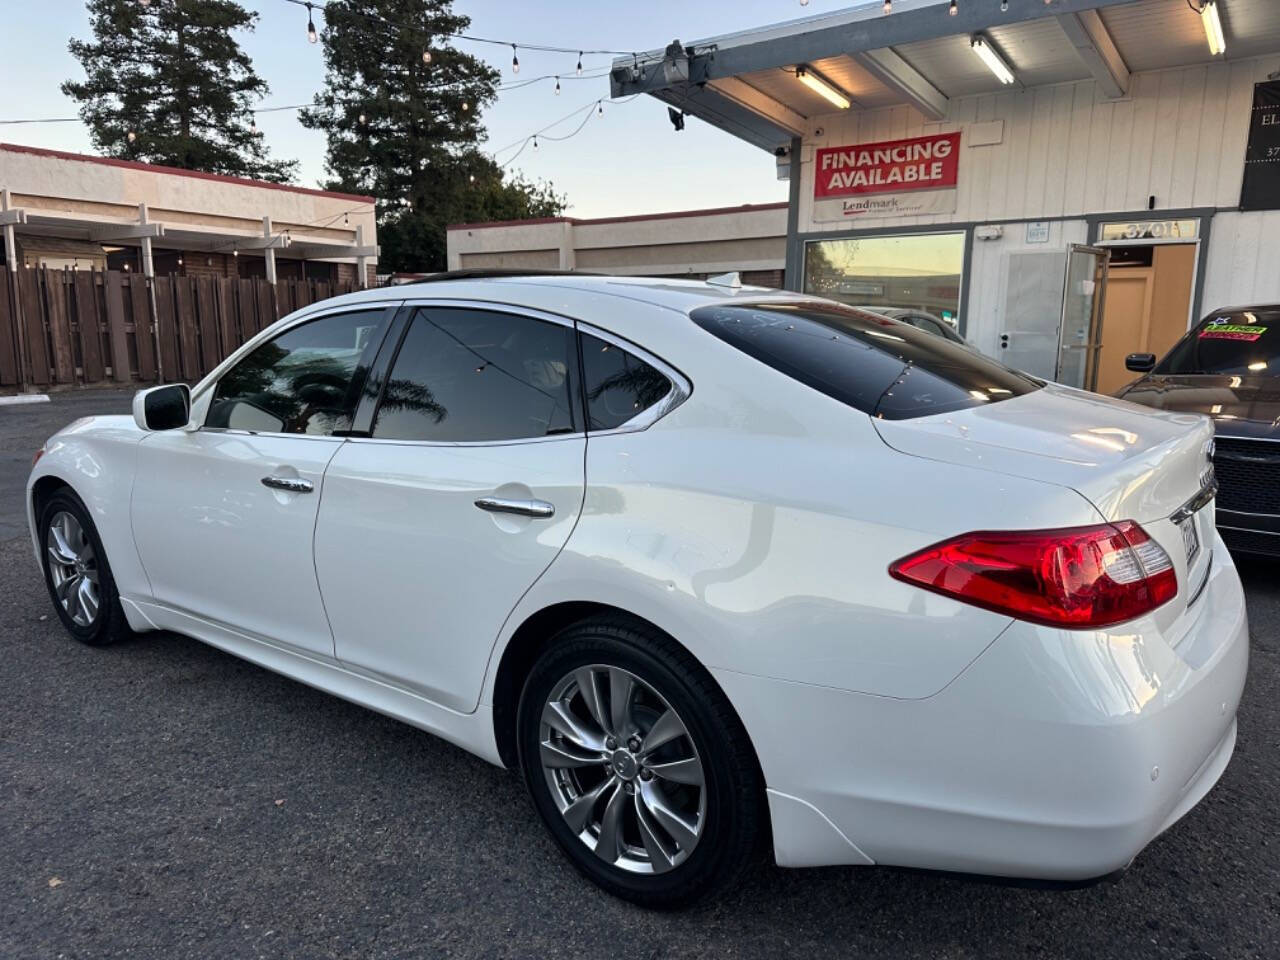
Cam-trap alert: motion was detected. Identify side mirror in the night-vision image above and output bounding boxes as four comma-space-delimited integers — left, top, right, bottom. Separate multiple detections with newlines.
132, 383, 191, 432
1125, 353, 1157, 373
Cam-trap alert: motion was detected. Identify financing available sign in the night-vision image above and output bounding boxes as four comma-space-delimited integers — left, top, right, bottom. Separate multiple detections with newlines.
813, 131, 961, 221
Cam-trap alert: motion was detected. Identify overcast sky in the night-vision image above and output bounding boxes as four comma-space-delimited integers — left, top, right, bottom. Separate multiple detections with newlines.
0, 0, 864, 218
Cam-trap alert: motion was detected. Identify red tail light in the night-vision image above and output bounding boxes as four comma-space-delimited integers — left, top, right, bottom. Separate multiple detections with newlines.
889, 521, 1178, 629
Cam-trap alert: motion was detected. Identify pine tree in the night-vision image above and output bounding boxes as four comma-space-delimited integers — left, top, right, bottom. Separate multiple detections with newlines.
300, 0, 566, 272
64, 0, 298, 183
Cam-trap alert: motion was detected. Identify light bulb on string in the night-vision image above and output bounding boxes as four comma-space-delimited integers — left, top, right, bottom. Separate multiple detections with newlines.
949, 0, 958, 15
1001, 0, 1008, 9
883, 0, 891, 12
800, 0, 809, 6
422, 49, 432, 65
555, 77, 561, 95
469, 173, 475, 183
306, 3, 318, 44
138, 0, 150, 7
511, 44, 519, 74
127, 130, 137, 143
358, 112, 367, 125
461, 100, 469, 111
597, 101, 603, 116
576, 53, 583, 76
532, 135, 539, 150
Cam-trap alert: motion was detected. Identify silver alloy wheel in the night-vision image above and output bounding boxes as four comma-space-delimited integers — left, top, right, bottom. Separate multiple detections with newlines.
46, 510, 100, 628
540, 664, 706, 875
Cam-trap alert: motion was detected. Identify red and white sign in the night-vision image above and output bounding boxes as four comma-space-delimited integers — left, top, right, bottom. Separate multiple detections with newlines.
813, 131, 961, 220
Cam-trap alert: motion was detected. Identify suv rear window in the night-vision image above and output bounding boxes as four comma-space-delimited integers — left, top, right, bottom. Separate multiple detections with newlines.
690, 301, 1039, 420
1156, 309, 1280, 376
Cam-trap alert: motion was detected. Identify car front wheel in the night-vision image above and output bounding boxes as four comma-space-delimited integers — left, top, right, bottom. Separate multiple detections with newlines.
39, 489, 131, 646
517, 616, 763, 908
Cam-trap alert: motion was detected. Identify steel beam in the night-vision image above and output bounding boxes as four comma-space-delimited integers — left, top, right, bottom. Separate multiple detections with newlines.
88, 222, 165, 242
855, 48, 950, 121
1057, 9, 1130, 99
613, 0, 1139, 99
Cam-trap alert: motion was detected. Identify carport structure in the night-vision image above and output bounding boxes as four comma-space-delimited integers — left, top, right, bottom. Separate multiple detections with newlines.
609, 0, 1280, 392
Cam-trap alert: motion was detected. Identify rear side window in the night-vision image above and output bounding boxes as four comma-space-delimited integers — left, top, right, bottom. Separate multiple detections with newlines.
580, 333, 674, 430
371, 307, 576, 442
691, 301, 1038, 420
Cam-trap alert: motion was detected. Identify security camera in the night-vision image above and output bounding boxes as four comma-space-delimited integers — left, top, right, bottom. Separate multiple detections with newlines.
668, 107, 685, 132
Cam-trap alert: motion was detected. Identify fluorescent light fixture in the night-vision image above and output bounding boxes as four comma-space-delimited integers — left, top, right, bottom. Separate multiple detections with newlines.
1201, 0, 1226, 56
971, 35, 1015, 85
796, 65, 851, 109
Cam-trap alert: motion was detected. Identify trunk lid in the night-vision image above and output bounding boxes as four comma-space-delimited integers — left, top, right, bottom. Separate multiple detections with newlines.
874, 383, 1217, 631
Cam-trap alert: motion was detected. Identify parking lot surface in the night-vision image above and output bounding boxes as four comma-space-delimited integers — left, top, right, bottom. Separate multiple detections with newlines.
2, 389, 1278, 959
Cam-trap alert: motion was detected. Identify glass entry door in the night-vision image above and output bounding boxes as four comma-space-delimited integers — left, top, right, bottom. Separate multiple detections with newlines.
1055, 245, 1110, 390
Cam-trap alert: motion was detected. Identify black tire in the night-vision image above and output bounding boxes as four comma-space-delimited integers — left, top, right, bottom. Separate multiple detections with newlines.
516, 615, 764, 908
38, 488, 132, 647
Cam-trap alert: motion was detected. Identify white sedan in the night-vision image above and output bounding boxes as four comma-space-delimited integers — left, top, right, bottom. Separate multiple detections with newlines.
27, 275, 1247, 908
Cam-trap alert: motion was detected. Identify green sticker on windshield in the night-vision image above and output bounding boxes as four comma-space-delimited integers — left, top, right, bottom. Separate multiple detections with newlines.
1200, 324, 1266, 341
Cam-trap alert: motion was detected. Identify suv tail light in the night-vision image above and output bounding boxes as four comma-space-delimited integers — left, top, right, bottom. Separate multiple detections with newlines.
889, 521, 1177, 629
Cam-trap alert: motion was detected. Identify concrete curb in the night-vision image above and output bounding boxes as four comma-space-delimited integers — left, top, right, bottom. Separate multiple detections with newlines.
0, 394, 51, 406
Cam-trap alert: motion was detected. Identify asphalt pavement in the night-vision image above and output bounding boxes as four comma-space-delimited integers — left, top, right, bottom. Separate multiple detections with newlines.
1, 389, 1278, 959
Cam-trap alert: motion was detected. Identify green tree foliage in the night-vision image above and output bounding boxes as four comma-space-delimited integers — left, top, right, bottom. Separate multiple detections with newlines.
300, 0, 567, 273
64, 0, 297, 182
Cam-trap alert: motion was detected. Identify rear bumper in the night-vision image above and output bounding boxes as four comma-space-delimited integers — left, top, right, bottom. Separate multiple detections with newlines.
720, 534, 1249, 880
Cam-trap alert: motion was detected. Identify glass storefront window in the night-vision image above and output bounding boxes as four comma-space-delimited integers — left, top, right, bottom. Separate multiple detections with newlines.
803, 231, 966, 330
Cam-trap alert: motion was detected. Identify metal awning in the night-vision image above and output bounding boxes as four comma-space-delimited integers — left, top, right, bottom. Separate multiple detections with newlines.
611, 0, 1279, 152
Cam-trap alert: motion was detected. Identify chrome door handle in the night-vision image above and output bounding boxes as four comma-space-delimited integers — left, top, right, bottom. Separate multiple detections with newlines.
474, 496, 555, 519
261, 475, 314, 494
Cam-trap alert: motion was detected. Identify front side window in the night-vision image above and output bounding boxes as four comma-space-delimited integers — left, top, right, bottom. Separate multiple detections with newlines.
1156, 309, 1280, 376
206, 309, 385, 435
579, 333, 675, 431
692, 301, 1039, 420
371, 308, 576, 442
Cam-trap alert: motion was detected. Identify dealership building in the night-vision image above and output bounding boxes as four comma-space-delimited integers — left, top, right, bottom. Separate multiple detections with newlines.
596, 0, 1280, 394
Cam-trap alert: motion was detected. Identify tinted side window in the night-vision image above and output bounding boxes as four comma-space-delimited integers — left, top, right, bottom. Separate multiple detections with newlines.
580, 333, 673, 431
372, 308, 576, 442
691, 301, 1038, 420
206, 309, 385, 435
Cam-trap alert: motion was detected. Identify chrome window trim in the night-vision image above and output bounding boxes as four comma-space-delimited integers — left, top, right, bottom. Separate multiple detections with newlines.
576, 321, 691, 436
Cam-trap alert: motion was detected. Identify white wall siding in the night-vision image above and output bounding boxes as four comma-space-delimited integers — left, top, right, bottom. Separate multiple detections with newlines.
1202, 212, 1280, 312
798, 55, 1280, 234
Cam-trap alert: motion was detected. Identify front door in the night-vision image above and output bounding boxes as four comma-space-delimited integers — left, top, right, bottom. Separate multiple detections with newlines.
131, 306, 392, 657
314, 305, 586, 712
1055, 244, 1110, 391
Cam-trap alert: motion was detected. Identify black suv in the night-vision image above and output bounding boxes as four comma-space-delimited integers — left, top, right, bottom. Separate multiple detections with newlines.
1117, 306, 1280, 557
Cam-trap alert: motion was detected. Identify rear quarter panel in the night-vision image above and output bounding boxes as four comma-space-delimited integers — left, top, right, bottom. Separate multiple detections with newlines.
483, 303, 1106, 702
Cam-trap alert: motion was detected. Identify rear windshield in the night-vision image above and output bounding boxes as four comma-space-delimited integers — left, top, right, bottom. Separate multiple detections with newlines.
1155, 309, 1280, 376
691, 301, 1039, 420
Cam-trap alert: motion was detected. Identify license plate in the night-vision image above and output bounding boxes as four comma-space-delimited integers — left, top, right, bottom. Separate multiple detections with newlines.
1179, 513, 1201, 566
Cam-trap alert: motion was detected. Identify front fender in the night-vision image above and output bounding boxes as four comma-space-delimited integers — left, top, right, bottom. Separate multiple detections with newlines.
27, 415, 153, 620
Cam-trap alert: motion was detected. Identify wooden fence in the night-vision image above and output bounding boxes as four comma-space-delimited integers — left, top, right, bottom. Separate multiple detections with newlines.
0, 267, 363, 390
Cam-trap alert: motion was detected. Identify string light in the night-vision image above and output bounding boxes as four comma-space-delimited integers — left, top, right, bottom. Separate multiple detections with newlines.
461, 100, 469, 111
127, 130, 137, 142
800, 0, 809, 6
949, 0, 958, 15
884, 0, 891, 13
422, 49, 432, 64
597, 100, 603, 116
250, 117, 260, 136
358, 112, 367, 124
555, 77, 561, 95
532, 135, 538, 149
469, 173, 475, 183
576, 52, 583, 76
511, 43, 519, 74
1001, 0, 1008, 9
305, 3, 318, 43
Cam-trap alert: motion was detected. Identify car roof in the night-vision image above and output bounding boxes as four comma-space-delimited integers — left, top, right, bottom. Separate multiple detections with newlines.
301, 273, 806, 317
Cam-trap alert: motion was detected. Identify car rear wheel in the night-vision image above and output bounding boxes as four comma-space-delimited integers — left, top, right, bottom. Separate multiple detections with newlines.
39, 489, 131, 646
517, 615, 763, 908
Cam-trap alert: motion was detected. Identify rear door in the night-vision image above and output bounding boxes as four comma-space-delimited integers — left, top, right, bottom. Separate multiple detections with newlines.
313, 303, 586, 712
